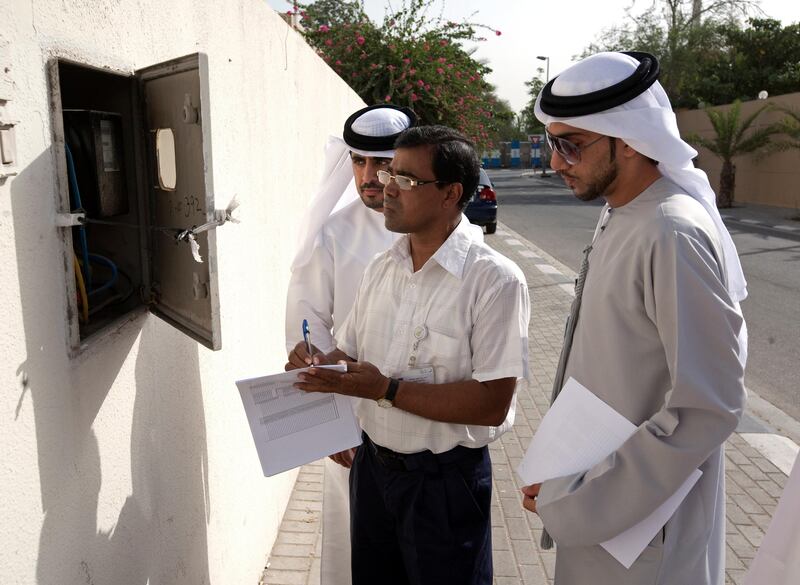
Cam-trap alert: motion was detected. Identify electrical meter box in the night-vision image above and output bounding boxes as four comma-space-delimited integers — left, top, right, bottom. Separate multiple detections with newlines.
49, 53, 222, 354
63, 109, 129, 217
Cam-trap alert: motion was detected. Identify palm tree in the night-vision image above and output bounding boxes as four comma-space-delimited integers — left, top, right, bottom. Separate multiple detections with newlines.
769, 105, 800, 153
686, 101, 779, 208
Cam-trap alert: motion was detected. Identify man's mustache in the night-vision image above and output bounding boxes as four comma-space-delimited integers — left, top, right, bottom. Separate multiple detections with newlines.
361, 182, 384, 190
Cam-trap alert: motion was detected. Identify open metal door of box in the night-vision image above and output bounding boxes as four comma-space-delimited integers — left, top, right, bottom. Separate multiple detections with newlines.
136, 53, 221, 350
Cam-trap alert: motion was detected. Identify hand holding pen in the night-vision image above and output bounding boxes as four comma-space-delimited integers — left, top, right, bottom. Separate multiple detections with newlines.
285, 319, 324, 371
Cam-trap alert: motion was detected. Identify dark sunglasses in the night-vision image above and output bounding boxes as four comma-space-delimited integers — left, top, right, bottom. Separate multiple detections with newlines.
545, 130, 605, 165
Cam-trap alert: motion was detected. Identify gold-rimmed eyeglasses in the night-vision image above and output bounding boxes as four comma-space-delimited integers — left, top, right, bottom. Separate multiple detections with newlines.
377, 170, 448, 191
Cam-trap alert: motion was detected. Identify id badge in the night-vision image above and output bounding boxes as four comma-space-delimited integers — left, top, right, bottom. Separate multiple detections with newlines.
399, 365, 435, 384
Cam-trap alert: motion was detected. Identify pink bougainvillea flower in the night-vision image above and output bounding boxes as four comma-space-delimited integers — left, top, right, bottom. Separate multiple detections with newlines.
318, 24, 330, 33
417, 79, 424, 86
385, 94, 392, 101
325, 39, 333, 46
356, 36, 365, 45
409, 68, 417, 76
440, 40, 448, 46
436, 67, 444, 74
388, 64, 396, 71
410, 92, 419, 101
403, 58, 411, 64
496, 30, 502, 36
335, 60, 342, 65
438, 57, 447, 63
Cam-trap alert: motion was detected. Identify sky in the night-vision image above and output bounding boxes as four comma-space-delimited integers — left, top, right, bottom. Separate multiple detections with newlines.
266, 0, 800, 113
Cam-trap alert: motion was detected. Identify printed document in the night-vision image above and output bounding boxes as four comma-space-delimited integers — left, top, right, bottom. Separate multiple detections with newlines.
517, 377, 702, 568
236, 365, 362, 476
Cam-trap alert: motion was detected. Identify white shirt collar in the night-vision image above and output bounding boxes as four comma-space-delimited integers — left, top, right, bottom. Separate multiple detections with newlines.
388, 216, 477, 280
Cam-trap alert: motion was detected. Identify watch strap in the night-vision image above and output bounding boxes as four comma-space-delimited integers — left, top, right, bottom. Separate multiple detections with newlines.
383, 377, 400, 403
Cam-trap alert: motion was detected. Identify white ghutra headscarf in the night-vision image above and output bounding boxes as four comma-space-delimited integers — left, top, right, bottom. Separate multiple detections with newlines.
535, 51, 747, 302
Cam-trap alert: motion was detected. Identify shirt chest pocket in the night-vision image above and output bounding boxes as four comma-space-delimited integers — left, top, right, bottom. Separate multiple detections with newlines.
422, 317, 472, 383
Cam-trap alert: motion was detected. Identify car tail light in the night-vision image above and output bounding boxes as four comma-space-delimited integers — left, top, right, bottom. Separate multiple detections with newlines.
479, 186, 496, 201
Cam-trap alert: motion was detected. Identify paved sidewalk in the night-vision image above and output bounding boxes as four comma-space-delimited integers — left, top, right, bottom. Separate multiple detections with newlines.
262, 222, 797, 585
719, 202, 800, 238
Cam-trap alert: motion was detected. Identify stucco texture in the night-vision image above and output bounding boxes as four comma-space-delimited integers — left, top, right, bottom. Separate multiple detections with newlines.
0, 1, 364, 584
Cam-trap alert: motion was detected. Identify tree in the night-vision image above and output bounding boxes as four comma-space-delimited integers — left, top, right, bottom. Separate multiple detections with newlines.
685, 101, 779, 207
771, 106, 800, 152
296, 0, 506, 149
693, 19, 800, 106
487, 98, 526, 144
518, 68, 546, 135
583, 0, 765, 107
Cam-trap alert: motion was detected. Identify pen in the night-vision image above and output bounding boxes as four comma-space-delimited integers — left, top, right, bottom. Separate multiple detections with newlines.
302, 319, 312, 356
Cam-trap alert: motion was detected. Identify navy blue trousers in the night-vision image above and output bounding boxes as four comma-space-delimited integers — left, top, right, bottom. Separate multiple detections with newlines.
349, 433, 493, 585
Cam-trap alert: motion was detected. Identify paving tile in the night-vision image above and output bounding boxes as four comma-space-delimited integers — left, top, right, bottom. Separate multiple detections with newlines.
262, 568, 307, 585
276, 531, 317, 546
738, 524, 765, 548
732, 492, 764, 515
519, 563, 549, 585
505, 516, 532, 540
511, 538, 541, 565
493, 549, 519, 577
271, 543, 315, 557
268, 556, 313, 571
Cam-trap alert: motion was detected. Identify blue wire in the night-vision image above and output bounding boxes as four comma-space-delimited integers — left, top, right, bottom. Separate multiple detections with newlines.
64, 143, 92, 289
87, 254, 119, 297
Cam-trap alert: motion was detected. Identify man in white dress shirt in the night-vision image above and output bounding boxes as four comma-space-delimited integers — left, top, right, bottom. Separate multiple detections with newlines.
519, 51, 748, 585
285, 104, 416, 585
288, 125, 530, 585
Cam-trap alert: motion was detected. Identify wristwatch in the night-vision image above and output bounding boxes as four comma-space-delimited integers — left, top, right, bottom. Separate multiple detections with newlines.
376, 377, 400, 409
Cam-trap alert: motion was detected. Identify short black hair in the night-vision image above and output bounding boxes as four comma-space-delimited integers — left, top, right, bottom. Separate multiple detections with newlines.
394, 125, 480, 209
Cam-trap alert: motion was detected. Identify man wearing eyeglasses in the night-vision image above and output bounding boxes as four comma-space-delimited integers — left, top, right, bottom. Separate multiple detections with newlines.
287, 125, 530, 585
519, 52, 747, 585
285, 103, 416, 585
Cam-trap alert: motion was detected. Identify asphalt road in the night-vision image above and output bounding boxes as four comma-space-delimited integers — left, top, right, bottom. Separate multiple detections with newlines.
488, 168, 800, 422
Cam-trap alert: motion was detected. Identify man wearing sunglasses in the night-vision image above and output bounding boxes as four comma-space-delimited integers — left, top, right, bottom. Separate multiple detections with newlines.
285, 103, 416, 585
288, 125, 530, 585
519, 52, 747, 585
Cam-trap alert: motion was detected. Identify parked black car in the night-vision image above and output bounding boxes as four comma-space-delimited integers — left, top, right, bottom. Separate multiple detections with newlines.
465, 168, 497, 234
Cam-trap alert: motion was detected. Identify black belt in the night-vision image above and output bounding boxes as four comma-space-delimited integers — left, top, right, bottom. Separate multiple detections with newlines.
363, 432, 486, 473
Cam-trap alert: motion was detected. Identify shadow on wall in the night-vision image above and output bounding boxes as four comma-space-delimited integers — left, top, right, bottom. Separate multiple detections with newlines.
11, 148, 212, 584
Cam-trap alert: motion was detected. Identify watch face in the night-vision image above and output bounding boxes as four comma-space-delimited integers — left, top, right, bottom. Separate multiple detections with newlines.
376, 398, 393, 409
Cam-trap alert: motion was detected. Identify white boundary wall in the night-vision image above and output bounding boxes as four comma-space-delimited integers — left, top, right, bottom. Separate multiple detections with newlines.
0, 1, 363, 583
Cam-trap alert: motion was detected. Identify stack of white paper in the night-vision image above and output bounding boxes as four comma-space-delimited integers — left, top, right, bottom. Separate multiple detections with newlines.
236, 365, 362, 476
517, 377, 701, 568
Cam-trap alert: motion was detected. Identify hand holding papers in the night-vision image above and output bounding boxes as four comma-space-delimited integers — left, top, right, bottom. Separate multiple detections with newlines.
236, 365, 361, 477
517, 377, 701, 568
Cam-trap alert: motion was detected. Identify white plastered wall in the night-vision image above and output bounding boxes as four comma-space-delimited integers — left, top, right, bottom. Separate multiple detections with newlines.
0, 1, 363, 583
